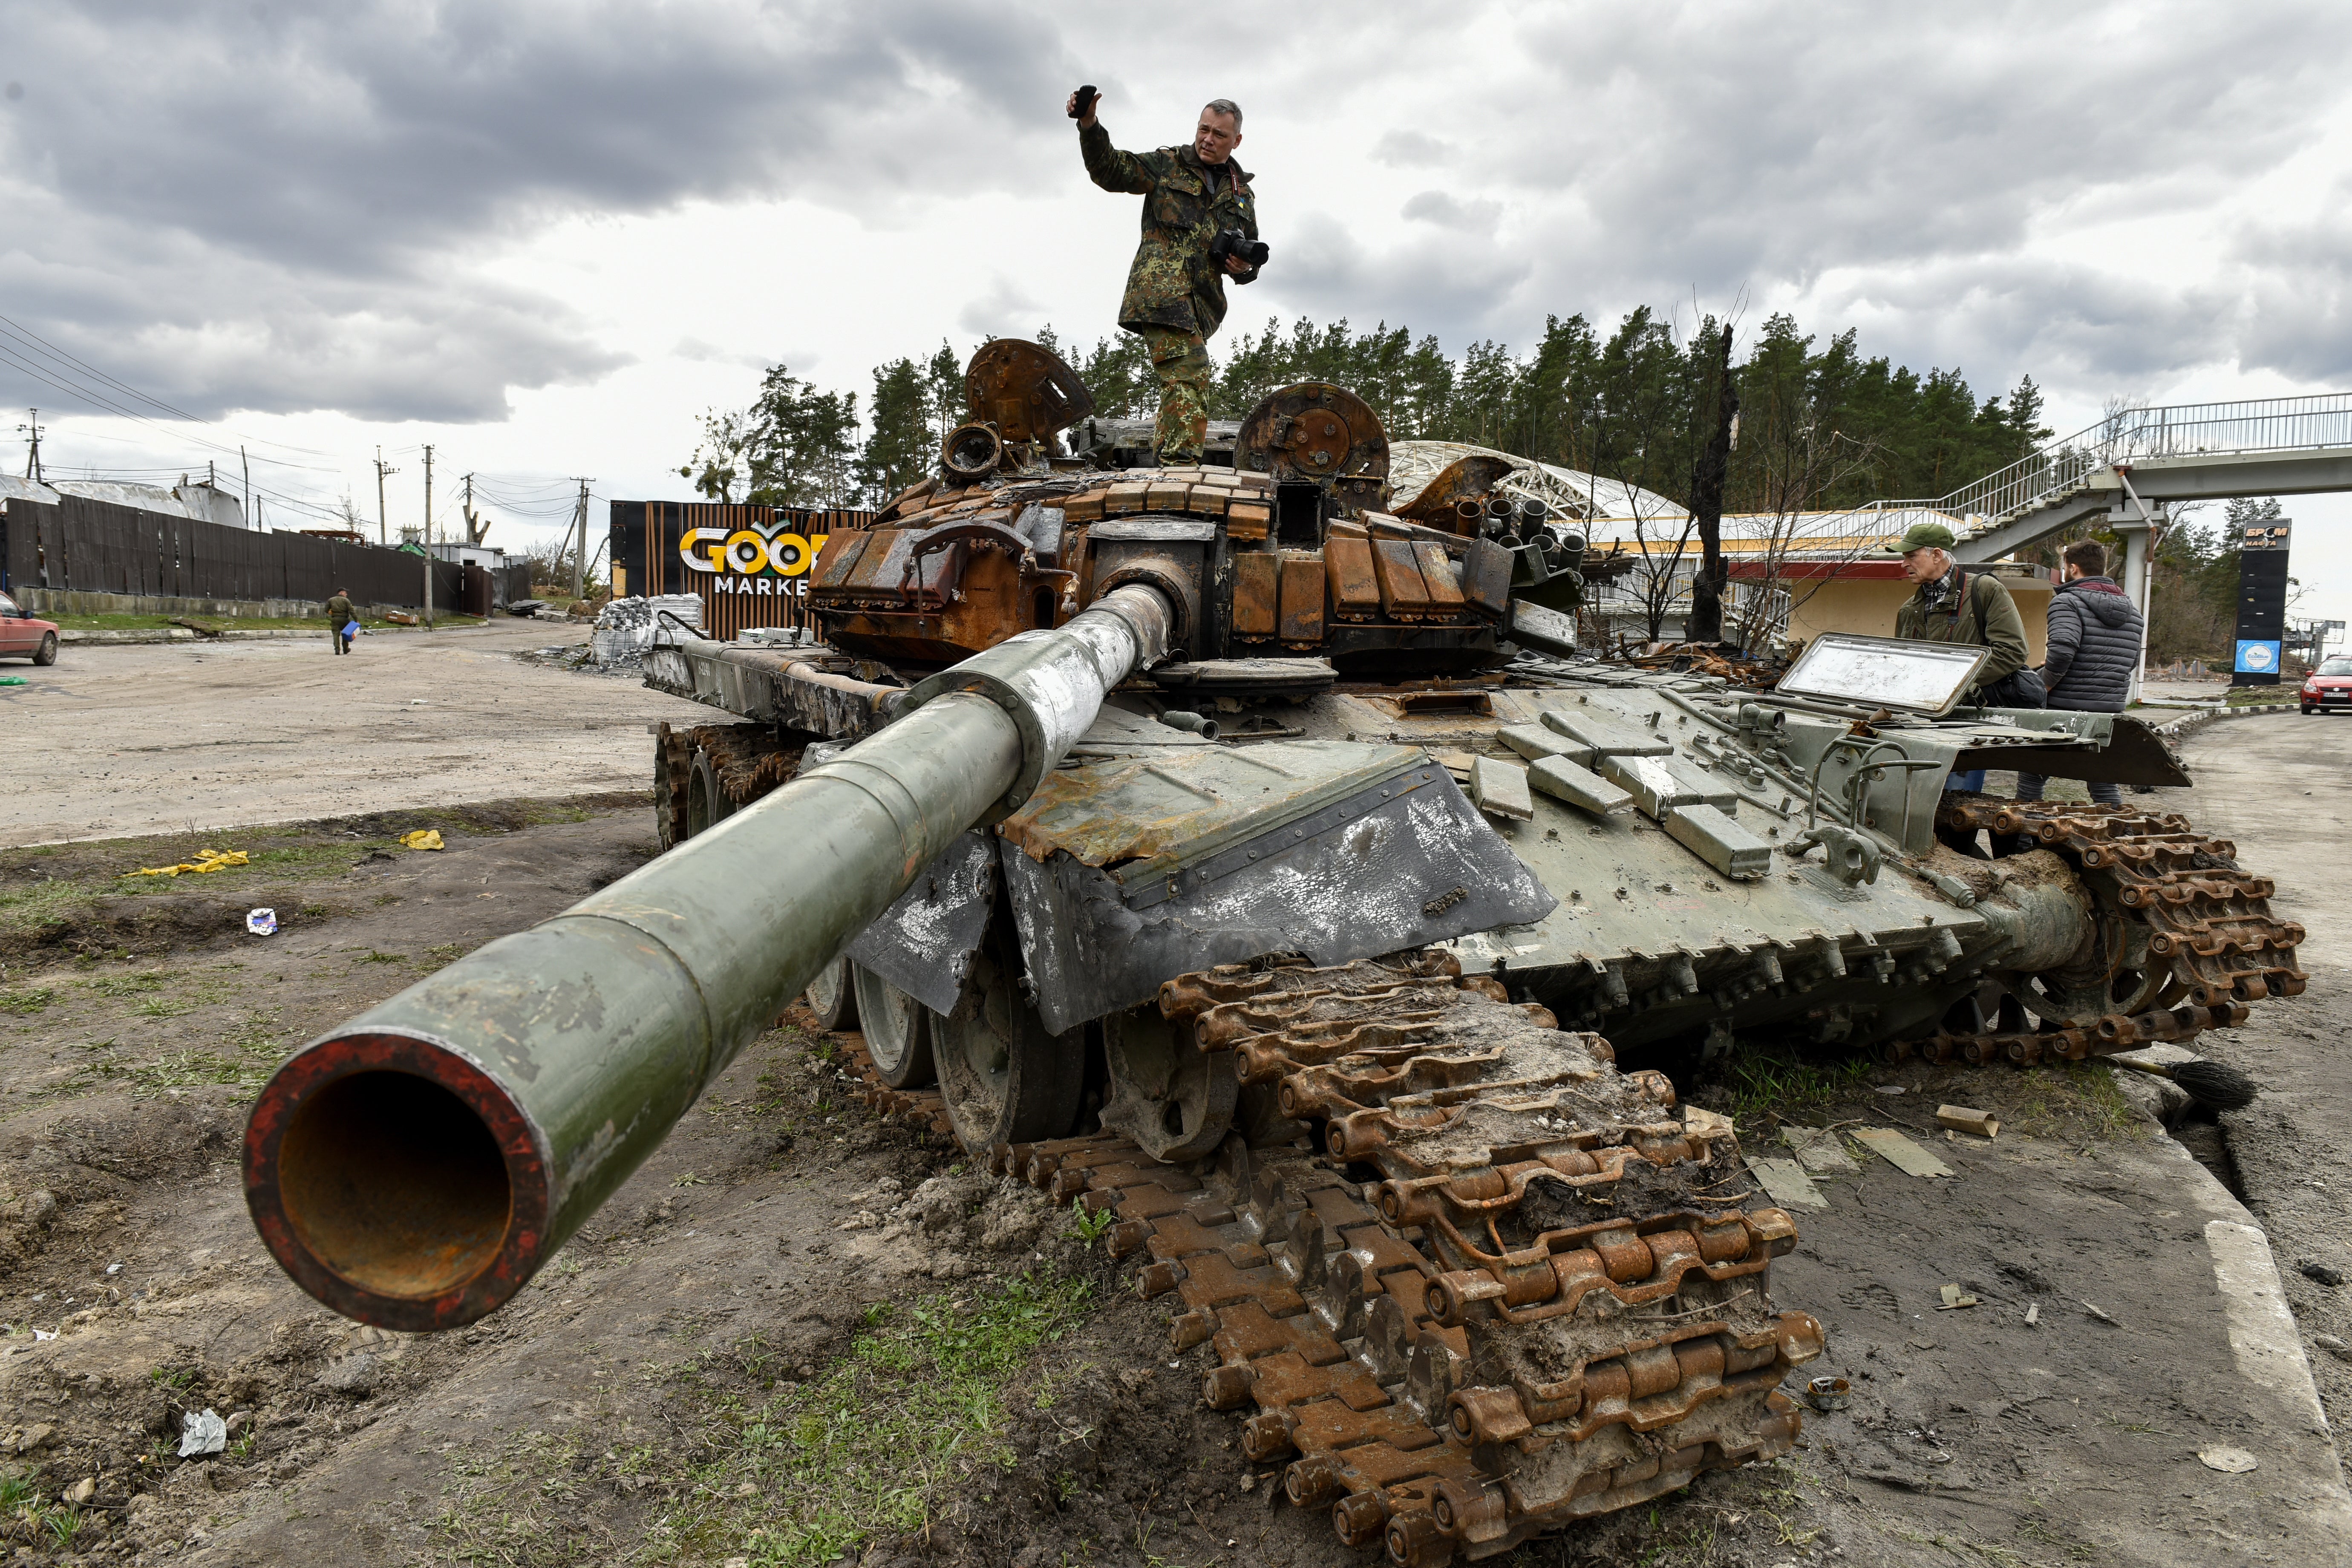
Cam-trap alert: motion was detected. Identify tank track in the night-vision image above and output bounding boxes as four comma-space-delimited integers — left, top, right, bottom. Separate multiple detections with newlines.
653, 722, 694, 850
1912, 798, 2304, 1066
690, 721, 801, 804
842, 952, 1822, 1565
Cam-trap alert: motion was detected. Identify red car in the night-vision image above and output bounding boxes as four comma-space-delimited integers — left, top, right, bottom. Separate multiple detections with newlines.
2301, 656, 2352, 713
0, 590, 58, 665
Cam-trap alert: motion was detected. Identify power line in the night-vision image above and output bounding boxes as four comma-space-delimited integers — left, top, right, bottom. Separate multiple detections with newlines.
0, 309, 338, 459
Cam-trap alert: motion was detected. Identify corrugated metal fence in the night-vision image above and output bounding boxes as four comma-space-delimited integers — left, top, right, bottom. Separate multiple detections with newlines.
0, 495, 487, 609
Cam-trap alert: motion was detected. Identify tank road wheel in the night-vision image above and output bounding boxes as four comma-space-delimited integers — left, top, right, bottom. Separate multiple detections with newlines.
853, 965, 936, 1089
1100, 1006, 1236, 1160
802, 954, 859, 1032
2008, 871, 2180, 1027
685, 746, 735, 840
931, 922, 1083, 1149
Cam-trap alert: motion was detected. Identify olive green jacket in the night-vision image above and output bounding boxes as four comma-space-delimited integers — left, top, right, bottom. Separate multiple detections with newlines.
325, 593, 357, 626
1893, 568, 2027, 692
1080, 124, 1260, 338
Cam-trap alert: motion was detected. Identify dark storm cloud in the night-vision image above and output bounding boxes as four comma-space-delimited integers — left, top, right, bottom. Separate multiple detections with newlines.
1225, 0, 2352, 398
7, 0, 2349, 429
0, 0, 1078, 420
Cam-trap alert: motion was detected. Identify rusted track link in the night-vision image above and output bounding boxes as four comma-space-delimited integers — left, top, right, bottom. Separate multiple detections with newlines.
1942, 798, 2304, 1004
1915, 798, 2303, 1066
689, 721, 801, 805
872, 954, 1822, 1567
653, 722, 694, 850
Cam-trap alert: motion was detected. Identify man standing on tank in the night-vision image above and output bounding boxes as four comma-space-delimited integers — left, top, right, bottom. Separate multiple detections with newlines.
1069, 90, 1260, 466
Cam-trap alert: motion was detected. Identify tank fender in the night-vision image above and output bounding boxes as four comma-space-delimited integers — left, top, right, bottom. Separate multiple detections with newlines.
1001, 767, 1556, 1035
844, 829, 997, 1015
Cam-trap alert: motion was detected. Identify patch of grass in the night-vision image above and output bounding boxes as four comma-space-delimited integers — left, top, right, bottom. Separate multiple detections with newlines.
1717, 1045, 1876, 1129
95, 1009, 292, 1096
664, 1269, 1096, 1565
40, 1504, 83, 1550
0, 876, 101, 936
431, 1427, 620, 1568
2008, 1060, 2142, 1141
49, 612, 487, 633
84, 970, 170, 997
1068, 1204, 1116, 1245
2018, 1513, 2098, 1561
358, 949, 403, 965
0, 984, 57, 1014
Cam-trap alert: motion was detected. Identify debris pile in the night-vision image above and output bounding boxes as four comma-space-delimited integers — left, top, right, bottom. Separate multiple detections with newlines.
590, 594, 704, 668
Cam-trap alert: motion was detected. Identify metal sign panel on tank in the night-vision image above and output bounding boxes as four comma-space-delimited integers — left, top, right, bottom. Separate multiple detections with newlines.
1777, 631, 1990, 715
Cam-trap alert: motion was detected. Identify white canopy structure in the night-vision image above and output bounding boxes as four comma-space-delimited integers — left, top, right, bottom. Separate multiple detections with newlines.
1386, 441, 1684, 525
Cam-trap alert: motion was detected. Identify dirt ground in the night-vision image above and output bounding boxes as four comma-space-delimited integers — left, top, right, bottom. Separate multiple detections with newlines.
0, 622, 710, 848
2, 718, 2348, 1566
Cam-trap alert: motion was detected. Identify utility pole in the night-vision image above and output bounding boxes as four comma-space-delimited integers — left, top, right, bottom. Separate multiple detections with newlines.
374, 447, 399, 547
18, 408, 42, 482
241, 446, 252, 530
462, 472, 487, 545
423, 444, 435, 630
569, 479, 592, 604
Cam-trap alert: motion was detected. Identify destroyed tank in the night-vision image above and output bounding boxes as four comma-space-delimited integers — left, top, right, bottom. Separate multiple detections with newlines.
243, 341, 2303, 1567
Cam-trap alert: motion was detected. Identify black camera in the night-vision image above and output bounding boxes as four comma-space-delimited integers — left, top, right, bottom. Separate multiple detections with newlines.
1210, 228, 1270, 269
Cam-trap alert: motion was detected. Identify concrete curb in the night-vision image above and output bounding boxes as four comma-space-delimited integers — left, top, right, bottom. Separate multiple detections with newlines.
2146, 701, 2300, 743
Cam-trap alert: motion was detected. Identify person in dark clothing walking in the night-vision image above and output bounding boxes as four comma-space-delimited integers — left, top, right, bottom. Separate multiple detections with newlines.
2018, 539, 2144, 806
326, 588, 357, 655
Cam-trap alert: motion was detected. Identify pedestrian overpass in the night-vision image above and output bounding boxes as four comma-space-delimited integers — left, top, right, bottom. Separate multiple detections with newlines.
1840, 392, 2352, 566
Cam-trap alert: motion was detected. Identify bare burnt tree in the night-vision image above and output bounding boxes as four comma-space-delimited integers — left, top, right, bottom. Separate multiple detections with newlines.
1728, 421, 1886, 651
1683, 323, 1738, 644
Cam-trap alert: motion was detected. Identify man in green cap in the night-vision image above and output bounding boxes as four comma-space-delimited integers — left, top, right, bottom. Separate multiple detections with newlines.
1889, 520, 2029, 793
1070, 89, 1262, 466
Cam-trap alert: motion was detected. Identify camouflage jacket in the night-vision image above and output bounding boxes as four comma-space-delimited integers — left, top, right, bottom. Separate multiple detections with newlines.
1080, 124, 1259, 337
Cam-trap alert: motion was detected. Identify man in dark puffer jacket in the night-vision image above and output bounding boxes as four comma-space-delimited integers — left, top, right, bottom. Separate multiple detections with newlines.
2018, 538, 2144, 806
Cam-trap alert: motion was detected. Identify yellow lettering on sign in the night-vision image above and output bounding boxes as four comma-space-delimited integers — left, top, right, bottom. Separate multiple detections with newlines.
675, 526, 821, 577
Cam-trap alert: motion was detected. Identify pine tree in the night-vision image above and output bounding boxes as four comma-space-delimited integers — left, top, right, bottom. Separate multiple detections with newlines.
740, 364, 859, 508
859, 358, 934, 504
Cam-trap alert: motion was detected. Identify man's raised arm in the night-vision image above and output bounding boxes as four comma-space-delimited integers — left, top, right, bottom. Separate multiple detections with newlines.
1069, 89, 1151, 194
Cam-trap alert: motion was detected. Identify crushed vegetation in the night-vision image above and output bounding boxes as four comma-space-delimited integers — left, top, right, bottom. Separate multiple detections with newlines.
1698, 1038, 2143, 1144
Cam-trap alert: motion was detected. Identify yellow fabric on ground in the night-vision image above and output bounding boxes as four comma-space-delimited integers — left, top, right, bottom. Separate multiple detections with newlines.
123, 848, 249, 878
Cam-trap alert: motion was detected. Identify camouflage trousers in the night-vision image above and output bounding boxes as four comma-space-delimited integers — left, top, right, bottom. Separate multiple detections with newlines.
1143, 326, 1211, 463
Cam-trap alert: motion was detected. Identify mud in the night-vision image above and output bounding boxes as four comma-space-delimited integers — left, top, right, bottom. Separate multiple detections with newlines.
3, 790, 2345, 1566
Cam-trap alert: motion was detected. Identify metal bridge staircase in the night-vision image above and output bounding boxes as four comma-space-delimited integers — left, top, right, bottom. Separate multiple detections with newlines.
1831, 393, 2352, 562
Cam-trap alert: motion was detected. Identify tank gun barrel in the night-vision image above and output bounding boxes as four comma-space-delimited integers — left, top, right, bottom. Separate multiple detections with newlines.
242, 585, 1174, 1331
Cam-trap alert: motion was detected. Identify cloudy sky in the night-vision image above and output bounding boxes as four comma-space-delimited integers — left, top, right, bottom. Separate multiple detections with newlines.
5, 0, 2352, 619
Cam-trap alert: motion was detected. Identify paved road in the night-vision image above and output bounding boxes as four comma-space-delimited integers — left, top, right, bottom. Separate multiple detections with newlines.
0, 623, 713, 846
2174, 712, 2352, 1473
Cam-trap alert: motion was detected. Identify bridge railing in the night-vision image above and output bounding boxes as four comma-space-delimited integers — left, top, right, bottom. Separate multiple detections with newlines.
1809, 392, 2352, 545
